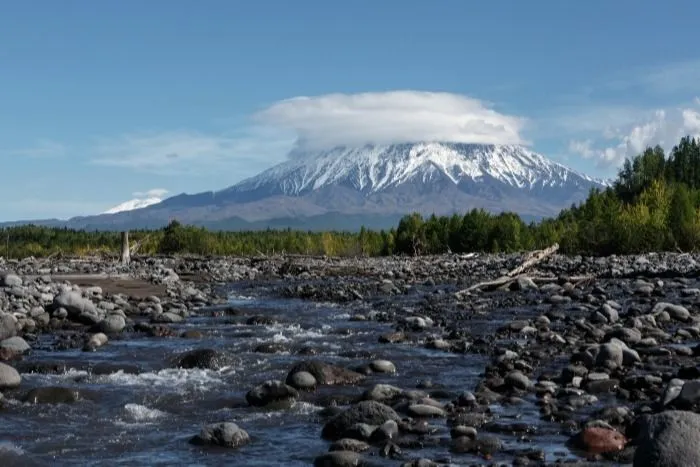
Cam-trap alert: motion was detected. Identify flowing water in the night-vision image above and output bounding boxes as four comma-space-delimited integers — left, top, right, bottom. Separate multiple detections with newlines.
0, 280, 584, 466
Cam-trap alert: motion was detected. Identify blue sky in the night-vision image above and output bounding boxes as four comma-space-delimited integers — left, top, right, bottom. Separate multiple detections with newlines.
2, 0, 700, 221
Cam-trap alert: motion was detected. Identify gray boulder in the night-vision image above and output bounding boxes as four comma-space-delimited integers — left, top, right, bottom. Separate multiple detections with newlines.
633, 410, 700, 466
361, 384, 403, 403
286, 360, 365, 386
287, 371, 317, 390
53, 291, 97, 318
322, 400, 401, 440
245, 380, 299, 409
97, 315, 126, 334
189, 422, 250, 449
2, 274, 22, 288
0, 314, 17, 341
176, 348, 223, 370
596, 342, 624, 370
0, 362, 21, 389
0, 336, 30, 353
652, 302, 690, 321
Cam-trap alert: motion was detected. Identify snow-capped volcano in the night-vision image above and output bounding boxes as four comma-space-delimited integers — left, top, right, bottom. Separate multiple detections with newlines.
224, 142, 606, 197
42, 142, 607, 231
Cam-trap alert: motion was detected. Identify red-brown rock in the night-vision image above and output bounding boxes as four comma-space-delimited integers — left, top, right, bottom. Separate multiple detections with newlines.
572, 427, 628, 454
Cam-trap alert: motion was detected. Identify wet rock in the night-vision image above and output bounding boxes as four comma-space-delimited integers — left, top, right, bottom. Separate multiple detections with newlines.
23, 386, 80, 404
505, 370, 532, 391
0, 336, 30, 353
246, 380, 299, 409
407, 404, 446, 418
652, 302, 690, 322
287, 371, 317, 390
0, 362, 21, 389
451, 425, 477, 439
362, 384, 404, 404
286, 360, 365, 386
633, 410, 700, 467
96, 314, 126, 334
313, 451, 366, 467
175, 348, 223, 370
379, 332, 406, 344
370, 419, 400, 443
369, 359, 396, 374
329, 439, 370, 453
151, 312, 183, 324
322, 401, 401, 440
568, 426, 627, 454
451, 434, 502, 455
189, 422, 250, 449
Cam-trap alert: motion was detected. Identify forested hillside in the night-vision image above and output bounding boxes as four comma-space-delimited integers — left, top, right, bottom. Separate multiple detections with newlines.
2, 136, 700, 258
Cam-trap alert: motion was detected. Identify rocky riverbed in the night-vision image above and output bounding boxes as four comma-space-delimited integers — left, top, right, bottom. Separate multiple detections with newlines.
2, 251, 700, 466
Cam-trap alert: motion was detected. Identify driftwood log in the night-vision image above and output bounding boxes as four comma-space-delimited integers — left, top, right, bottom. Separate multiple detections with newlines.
454, 243, 592, 296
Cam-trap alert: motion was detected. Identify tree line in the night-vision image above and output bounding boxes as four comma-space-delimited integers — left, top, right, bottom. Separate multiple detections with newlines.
3, 135, 700, 259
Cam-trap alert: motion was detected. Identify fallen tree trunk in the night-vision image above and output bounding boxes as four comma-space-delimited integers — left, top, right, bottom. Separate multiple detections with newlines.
505, 243, 559, 277
456, 243, 565, 296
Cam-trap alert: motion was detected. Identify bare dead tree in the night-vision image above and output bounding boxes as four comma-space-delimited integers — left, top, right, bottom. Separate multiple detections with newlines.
120, 231, 130, 265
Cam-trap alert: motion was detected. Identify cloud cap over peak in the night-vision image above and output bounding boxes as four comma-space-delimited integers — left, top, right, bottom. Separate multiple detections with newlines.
254, 90, 528, 151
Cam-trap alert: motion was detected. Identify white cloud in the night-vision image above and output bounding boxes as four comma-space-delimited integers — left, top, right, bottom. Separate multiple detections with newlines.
1, 139, 67, 158
568, 102, 700, 168
568, 140, 595, 159
90, 128, 294, 176
88, 91, 526, 175
254, 90, 528, 150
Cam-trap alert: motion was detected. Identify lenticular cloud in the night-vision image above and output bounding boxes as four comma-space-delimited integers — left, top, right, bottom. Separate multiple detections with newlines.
254, 91, 527, 151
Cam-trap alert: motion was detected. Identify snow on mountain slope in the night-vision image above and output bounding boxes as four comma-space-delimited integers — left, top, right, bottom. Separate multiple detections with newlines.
226, 143, 607, 196
103, 197, 164, 214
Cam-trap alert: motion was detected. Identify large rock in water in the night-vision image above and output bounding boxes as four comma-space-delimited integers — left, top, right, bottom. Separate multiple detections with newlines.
286, 360, 365, 386
322, 401, 402, 440
175, 349, 223, 370
96, 315, 126, 334
633, 410, 700, 466
246, 380, 299, 409
189, 422, 250, 449
0, 362, 21, 389
23, 387, 80, 404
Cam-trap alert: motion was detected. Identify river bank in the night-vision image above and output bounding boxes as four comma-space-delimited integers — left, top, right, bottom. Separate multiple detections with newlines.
1, 251, 700, 465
